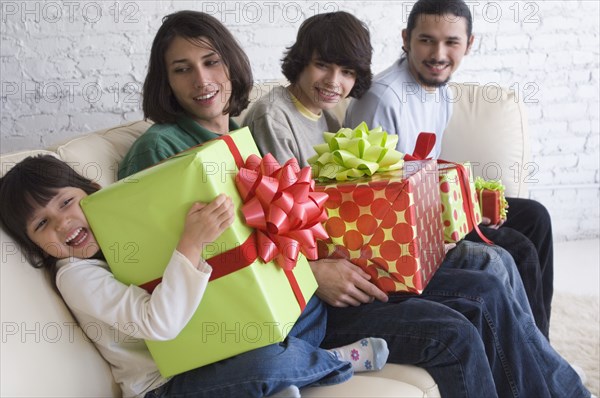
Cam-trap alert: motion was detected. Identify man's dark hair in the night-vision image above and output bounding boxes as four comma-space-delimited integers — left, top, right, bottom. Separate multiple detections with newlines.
143, 11, 253, 123
406, 0, 473, 42
281, 11, 373, 99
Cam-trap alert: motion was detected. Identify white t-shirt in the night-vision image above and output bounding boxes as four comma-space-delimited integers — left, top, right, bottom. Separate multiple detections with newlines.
345, 57, 453, 159
55, 251, 211, 397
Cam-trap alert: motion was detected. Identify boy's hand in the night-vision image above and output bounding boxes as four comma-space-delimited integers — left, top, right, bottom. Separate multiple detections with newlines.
480, 216, 506, 229
444, 243, 456, 255
177, 194, 235, 268
310, 258, 389, 307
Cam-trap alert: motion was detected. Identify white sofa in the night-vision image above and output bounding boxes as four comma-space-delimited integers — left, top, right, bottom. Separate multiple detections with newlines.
0, 83, 530, 397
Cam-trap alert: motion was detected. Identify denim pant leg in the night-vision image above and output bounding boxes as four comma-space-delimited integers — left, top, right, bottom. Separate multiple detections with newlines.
445, 241, 534, 320
504, 197, 554, 326
465, 227, 550, 338
286, 295, 327, 346
430, 249, 589, 398
425, 267, 540, 397
150, 296, 352, 398
322, 296, 497, 398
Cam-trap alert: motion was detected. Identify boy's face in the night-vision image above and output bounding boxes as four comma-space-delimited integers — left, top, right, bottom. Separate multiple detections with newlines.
165, 35, 232, 134
402, 13, 474, 90
291, 54, 357, 115
26, 187, 100, 260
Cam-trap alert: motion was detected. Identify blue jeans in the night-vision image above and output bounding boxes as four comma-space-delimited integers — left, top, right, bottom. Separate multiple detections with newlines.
503, 197, 554, 331
467, 200, 552, 339
322, 241, 589, 398
147, 296, 352, 398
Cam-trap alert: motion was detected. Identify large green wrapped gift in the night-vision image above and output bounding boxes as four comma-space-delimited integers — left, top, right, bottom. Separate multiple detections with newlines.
80, 127, 319, 377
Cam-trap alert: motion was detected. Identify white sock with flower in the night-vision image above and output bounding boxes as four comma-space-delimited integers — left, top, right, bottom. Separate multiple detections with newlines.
267, 385, 301, 398
328, 337, 389, 372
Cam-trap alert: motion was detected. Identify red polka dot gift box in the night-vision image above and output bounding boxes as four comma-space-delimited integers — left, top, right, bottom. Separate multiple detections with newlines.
315, 161, 445, 294
438, 162, 483, 243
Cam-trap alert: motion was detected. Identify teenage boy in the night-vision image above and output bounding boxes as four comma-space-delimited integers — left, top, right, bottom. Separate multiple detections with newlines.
345, 0, 554, 339
244, 11, 588, 398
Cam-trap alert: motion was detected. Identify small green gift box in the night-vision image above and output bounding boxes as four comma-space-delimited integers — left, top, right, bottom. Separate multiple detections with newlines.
81, 127, 317, 377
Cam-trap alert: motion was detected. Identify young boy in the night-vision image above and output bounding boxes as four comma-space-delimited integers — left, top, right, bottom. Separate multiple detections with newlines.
243, 11, 371, 167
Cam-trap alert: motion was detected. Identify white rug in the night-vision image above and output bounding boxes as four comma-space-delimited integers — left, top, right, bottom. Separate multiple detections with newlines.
550, 291, 600, 395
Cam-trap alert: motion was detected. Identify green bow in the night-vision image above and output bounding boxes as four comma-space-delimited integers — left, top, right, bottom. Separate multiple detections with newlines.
474, 176, 505, 192
308, 122, 405, 181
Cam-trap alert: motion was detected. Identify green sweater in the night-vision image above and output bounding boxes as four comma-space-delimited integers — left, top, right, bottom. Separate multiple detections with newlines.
118, 116, 239, 179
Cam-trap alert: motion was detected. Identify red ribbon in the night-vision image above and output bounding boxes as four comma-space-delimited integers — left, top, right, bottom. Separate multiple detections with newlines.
404, 132, 436, 161
403, 132, 492, 245
438, 160, 493, 245
235, 153, 330, 270
140, 134, 316, 310
140, 232, 259, 293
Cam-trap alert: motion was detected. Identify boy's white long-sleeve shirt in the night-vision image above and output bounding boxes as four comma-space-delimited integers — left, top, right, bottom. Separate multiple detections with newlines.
55, 251, 212, 397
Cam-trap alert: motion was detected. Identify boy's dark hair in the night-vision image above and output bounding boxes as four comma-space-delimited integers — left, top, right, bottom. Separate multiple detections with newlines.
406, 0, 473, 43
143, 10, 254, 124
0, 155, 100, 285
281, 11, 373, 99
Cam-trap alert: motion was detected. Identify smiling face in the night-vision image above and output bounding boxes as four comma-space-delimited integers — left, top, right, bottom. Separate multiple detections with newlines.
402, 13, 474, 90
26, 187, 99, 260
165, 35, 232, 134
290, 54, 357, 115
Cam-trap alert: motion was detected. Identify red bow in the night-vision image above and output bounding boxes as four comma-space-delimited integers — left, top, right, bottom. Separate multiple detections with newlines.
404, 132, 436, 161
235, 153, 330, 270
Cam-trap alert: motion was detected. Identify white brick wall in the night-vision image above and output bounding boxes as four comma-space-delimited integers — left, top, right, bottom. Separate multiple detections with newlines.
1, 0, 598, 241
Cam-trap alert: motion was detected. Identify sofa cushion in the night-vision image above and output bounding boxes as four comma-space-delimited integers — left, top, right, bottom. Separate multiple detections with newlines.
0, 227, 119, 397
361, 364, 441, 397
442, 83, 531, 198
50, 120, 151, 188
302, 373, 431, 397
0, 150, 58, 178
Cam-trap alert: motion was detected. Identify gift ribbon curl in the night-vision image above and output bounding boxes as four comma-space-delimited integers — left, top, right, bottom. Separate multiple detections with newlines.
309, 122, 404, 181
235, 153, 330, 270
404, 132, 437, 161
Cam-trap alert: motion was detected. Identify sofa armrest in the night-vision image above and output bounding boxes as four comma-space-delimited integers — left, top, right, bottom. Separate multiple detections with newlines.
441, 83, 531, 198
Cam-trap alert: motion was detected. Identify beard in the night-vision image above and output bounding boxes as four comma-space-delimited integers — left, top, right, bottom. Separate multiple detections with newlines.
416, 70, 451, 88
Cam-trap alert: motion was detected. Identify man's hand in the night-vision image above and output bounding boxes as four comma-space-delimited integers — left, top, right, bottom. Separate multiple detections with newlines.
444, 243, 456, 255
309, 258, 389, 307
480, 216, 506, 230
